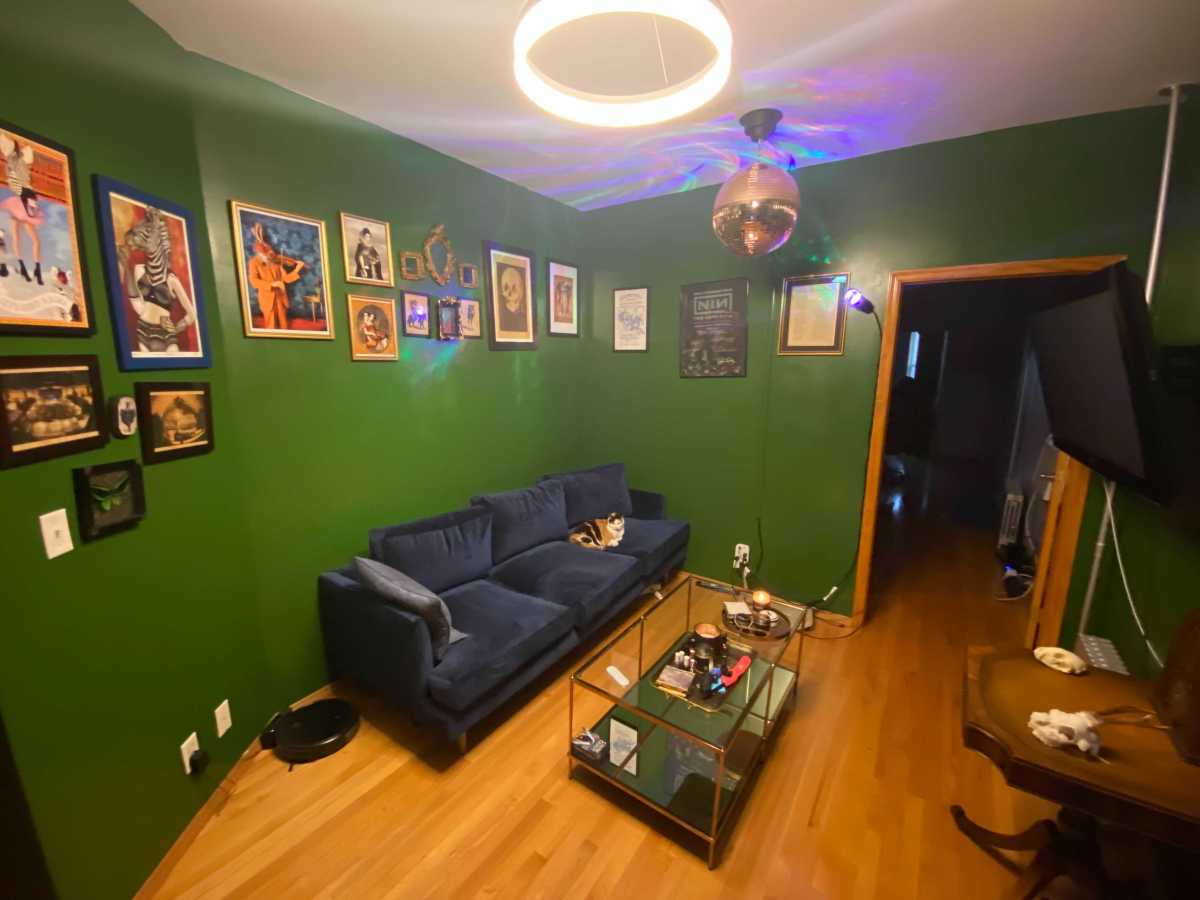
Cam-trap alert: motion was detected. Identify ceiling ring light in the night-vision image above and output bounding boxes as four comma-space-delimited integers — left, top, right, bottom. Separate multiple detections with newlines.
514, 0, 733, 128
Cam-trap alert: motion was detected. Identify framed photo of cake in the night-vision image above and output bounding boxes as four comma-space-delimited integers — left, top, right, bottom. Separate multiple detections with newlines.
230, 200, 333, 340
0, 355, 106, 468
135, 381, 213, 465
778, 272, 848, 356
458, 298, 482, 339
613, 287, 649, 352
0, 121, 94, 335
339, 212, 394, 288
547, 259, 579, 337
347, 294, 397, 361
401, 291, 432, 338
94, 175, 211, 370
483, 241, 536, 350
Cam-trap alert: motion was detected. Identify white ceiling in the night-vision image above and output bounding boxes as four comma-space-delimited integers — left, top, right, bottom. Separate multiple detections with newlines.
134, 0, 1199, 211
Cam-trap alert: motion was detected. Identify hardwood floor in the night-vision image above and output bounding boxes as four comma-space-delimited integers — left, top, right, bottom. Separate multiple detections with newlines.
146, 509, 1052, 899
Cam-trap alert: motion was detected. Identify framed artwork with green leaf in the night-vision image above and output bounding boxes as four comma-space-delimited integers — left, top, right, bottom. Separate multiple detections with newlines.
72, 459, 146, 541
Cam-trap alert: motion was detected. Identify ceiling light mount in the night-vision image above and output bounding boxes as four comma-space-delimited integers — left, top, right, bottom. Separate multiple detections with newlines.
513, 0, 733, 128
739, 108, 783, 143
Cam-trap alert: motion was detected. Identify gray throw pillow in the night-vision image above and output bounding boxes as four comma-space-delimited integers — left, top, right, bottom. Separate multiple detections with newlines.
355, 557, 468, 662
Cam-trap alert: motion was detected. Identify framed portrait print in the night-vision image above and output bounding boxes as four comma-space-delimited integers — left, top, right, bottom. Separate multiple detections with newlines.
547, 259, 579, 337
94, 175, 211, 370
680, 278, 749, 378
135, 381, 213, 465
613, 287, 649, 352
778, 272, 848, 355
483, 241, 536, 350
347, 294, 397, 361
458, 298, 482, 339
401, 291, 432, 338
0, 355, 106, 468
0, 121, 94, 335
230, 200, 333, 340
73, 459, 146, 542
438, 297, 461, 340
339, 212, 394, 288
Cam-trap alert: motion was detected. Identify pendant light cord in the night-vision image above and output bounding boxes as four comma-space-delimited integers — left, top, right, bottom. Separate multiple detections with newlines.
651, 16, 670, 87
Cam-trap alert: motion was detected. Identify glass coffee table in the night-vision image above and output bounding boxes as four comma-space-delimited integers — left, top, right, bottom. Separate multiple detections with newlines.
568, 575, 804, 867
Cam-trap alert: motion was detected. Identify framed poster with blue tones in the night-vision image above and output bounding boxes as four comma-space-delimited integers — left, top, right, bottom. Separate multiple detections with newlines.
93, 175, 211, 370
229, 200, 333, 340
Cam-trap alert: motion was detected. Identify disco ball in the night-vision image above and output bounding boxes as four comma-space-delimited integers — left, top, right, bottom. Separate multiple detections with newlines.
712, 162, 799, 257
711, 107, 800, 257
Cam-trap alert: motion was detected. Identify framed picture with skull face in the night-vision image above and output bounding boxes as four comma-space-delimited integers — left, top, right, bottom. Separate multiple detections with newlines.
483, 241, 536, 350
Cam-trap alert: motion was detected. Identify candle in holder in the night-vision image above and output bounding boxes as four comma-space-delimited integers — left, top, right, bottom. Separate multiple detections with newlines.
752, 590, 772, 623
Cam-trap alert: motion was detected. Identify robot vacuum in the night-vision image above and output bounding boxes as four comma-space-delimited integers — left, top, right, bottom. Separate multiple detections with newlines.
260, 698, 359, 764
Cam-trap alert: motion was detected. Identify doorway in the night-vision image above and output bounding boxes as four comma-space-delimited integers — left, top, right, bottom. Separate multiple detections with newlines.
851, 257, 1119, 644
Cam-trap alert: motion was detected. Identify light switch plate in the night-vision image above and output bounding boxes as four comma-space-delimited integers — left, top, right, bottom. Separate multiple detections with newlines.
39, 509, 74, 560
180, 732, 199, 774
214, 699, 232, 738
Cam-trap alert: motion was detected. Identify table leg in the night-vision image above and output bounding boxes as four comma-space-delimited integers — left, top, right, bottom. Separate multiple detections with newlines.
1002, 847, 1062, 900
951, 805, 1057, 853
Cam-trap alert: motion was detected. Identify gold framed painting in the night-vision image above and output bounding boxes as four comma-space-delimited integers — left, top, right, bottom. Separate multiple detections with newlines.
339, 212, 394, 288
230, 200, 333, 340
778, 272, 848, 355
0, 121, 94, 334
347, 294, 397, 361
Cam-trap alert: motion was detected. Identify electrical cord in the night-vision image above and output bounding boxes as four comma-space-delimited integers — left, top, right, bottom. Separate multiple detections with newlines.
1103, 480, 1164, 669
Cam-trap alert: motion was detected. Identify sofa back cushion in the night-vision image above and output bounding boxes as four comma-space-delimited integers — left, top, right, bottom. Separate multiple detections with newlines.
354, 557, 468, 662
541, 463, 632, 525
369, 507, 493, 594
470, 481, 568, 563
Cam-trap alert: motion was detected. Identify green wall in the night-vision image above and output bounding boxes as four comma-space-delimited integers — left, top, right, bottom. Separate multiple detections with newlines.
2, 2, 1197, 898
1, 2, 585, 898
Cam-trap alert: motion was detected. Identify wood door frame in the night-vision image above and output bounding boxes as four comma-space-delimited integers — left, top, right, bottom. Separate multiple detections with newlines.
851, 255, 1125, 641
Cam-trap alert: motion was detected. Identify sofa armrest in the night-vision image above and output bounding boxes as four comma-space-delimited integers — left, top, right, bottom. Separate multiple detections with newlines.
629, 488, 667, 520
318, 570, 435, 717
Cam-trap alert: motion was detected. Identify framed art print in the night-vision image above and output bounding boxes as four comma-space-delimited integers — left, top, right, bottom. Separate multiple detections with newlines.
778, 272, 848, 355
0, 355, 106, 468
339, 212, 394, 287
438, 297, 461, 340
347, 294, 397, 361
613, 287, 649, 352
0, 121, 93, 335
72, 459, 145, 542
680, 278, 749, 378
230, 200, 333, 339
458, 298, 482, 339
94, 175, 211, 370
483, 241, 536, 350
401, 291, 432, 337
547, 259, 579, 337
135, 381, 213, 464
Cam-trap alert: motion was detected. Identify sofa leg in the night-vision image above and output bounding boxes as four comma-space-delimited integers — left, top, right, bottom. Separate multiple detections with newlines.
456, 733, 468, 754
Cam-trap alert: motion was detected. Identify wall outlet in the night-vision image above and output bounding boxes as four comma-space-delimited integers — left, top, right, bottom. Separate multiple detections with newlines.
733, 543, 750, 567
180, 732, 200, 774
214, 699, 232, 738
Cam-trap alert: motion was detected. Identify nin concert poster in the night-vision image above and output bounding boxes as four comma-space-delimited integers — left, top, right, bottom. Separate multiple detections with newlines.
679, 278, 749, 378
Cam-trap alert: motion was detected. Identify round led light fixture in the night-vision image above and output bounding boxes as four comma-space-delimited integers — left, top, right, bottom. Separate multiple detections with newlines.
514, 0, 733, 128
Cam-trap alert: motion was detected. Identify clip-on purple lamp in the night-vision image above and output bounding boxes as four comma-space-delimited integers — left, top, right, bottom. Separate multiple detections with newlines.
845, 288, 882, 335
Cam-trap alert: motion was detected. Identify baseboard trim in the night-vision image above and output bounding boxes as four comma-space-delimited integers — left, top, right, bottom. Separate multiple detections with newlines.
133, 683, 332, 898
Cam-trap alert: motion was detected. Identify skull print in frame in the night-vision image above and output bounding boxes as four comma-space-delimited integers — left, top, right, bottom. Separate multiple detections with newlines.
483, 241, 537, 350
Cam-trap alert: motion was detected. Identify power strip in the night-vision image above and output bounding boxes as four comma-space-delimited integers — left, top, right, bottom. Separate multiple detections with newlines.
1075, 633, 1130, 675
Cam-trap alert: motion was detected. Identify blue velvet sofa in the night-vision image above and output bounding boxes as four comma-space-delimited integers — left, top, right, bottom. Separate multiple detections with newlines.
318, 464, 689, 745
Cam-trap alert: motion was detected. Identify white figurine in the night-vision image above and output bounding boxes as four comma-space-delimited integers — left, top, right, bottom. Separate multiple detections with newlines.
1034, 646, 1089, 675
1028, 709, 1103, 756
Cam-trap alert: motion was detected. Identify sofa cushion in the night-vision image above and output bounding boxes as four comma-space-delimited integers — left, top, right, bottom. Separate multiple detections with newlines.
354, 557, 468, 662
471, 481, 568, 563
616, 518, 690, 578
428, 580, 574, 712
541, 463, 633, 525
369, 507, 492, 594
489, 541, 641, 629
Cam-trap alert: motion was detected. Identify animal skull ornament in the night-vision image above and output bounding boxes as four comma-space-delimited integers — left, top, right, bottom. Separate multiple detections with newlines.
1028, 709, 1103, 756
1034, 646, 1088, 675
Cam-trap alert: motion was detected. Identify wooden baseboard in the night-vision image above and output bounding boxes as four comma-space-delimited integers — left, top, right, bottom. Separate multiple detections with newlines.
133, 683, 332, 898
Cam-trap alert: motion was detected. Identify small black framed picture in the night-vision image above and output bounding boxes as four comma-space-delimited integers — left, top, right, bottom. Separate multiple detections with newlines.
778, 272, 849, 355
0, 354, 107, 468
438, 297, 461, 340
135, 381, 213, 464
73, 459, 146, 541
402, 291, 432, 338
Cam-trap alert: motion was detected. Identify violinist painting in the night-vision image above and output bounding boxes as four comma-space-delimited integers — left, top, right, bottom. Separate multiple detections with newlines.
230, 200, 333, 340
94, 176, 211, 370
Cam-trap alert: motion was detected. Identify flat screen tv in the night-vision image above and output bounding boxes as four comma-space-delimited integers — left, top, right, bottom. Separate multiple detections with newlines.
1029, 262, 1170, 502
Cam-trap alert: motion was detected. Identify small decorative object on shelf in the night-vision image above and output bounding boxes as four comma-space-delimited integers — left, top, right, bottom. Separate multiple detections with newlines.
423, 224, 457, 286
571, 729, 606, 762
752, 589, 772, 625
399, 251, 426, 281
111, 395, 138, 438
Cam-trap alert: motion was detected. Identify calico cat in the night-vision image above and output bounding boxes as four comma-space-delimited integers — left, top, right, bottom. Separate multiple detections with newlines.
569, 513, 625, 550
